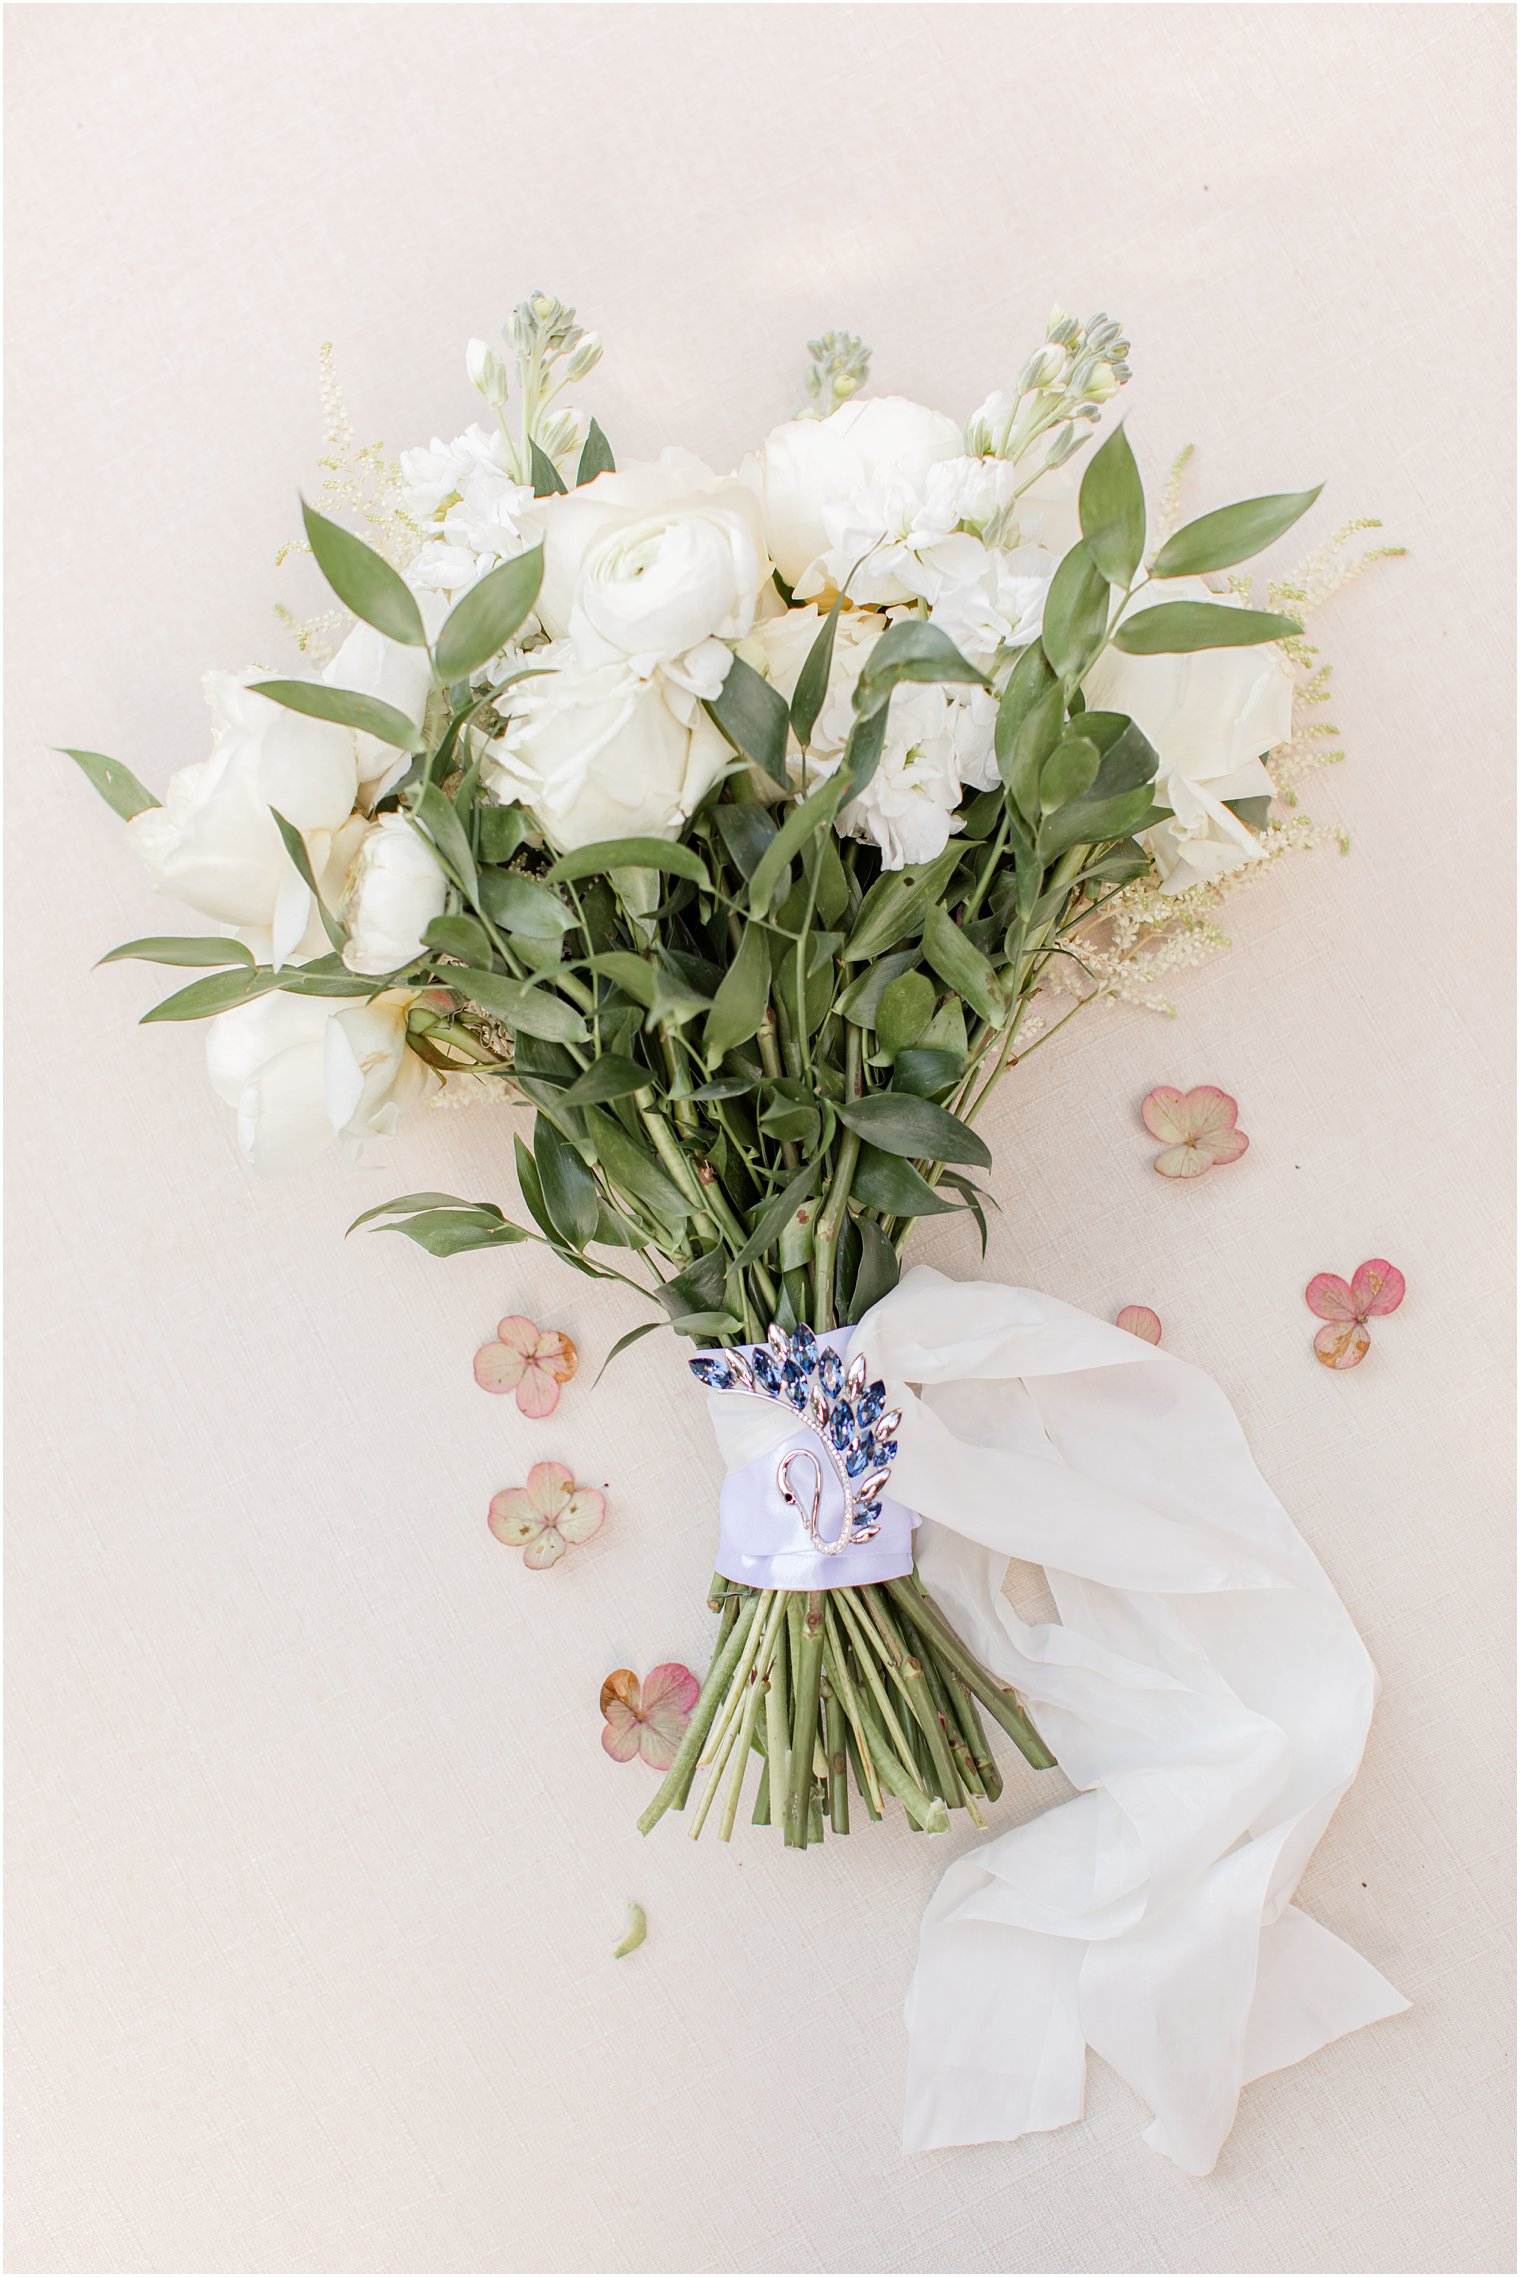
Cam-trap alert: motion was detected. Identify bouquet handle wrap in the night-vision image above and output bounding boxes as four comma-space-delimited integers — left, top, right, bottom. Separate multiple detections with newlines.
823, 1267, 1409, 2174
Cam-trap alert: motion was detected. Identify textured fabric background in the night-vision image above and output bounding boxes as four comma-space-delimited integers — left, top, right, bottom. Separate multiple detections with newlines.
5, 6, 1515, 2272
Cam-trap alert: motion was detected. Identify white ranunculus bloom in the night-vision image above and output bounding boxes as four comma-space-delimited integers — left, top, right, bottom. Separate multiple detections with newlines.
339, 816, 448, 975
205, 988, 430, 1176
1084, 577, 1296, 894
741, 396, 963, 596
527, 452, 765, 700
126, 672, 358, 935
322, 619, 433, 801
480, 644, 728, 852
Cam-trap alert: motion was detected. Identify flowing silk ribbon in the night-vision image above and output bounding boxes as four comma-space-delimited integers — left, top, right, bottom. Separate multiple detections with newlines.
697, 1267, 1408, 2173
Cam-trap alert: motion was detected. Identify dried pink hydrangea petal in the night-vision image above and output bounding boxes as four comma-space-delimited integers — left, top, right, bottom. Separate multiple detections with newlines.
1351, 1259, 1405, 1318
1306, 1273, 1359, 1323
488, 1462, 605, 1567
473, 1316, 579, 1418
599, 1662, 697, 1771
1143, 1085, 1249, 1179
1314, 1318, 1373, 1370
1117, 1305, 1162, 1344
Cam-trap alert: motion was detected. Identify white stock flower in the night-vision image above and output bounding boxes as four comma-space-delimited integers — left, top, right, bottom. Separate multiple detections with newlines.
400, 423, 536, 599
528, 453, 765, 703
339, 816, 448, 975
740, 396, 963, 595
480, 643, 728, 852
1084, 577, 1296, 893
126, 672, 357, 935
204, 989, 430, 1175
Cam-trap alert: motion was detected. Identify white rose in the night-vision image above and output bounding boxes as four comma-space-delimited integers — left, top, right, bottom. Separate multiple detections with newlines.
339, 815, 448, 975
529, 452, 765, 697
1084, 577, 1295, 893
126, 671, 357, 933
740, 396, 963, 595
481, 645, 728, 851
205, 989, 430, 1175
322, 619, 433, 800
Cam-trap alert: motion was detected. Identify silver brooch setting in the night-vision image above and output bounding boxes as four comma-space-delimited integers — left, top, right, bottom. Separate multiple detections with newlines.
689, 1322, 901, 1556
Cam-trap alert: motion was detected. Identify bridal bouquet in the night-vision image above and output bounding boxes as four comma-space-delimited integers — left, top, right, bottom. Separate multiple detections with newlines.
71, 294, 1346, 1856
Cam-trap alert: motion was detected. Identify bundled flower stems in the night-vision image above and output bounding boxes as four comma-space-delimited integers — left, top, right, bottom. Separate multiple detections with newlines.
636, 1565, 1055, 1847
68, 291, 1338, 1853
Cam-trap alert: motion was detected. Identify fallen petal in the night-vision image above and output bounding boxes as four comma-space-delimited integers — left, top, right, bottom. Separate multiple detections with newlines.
514, 1365, 563, 1421
487, 1489, 544, 1546
600, 1703, 644, 1761
1306, 1273, 1359, 1323
600, 1668, 642, 1718
555, 1487, 607, 1545
1183, 1086, 1242, 1147
1117, 1306, 1162, 1344
612, 1901, 646, 1959
1141, 1085, 1193, 1145
1351, 1259, 1406, 1319
637, 1661, 699, 1767
1314, 1318, 1372, 1370
532, 1328, 579, 1384
495, 1314, 545, 1357
1201, 1125, 1249, 1167
474, 1341, 528, 1394
525, 1459, 577, 1520
522, 1527, 569, 1569
1153, 1141, 1214, 1180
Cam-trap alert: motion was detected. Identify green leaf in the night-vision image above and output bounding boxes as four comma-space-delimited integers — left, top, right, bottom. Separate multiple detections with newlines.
576, 420, 615, 486
658, 1248, 728, 1324
731, 1160, 818, 1272
921, 903, 1006, 1025
1037, 783, 1164, 858
1078, 423, 1146, 588
1041, 540, 1112, 683
1080, 714, 1161, 800
940, 1170, 993, 1259
423, 913, 496, 966
347, 1190, 478, 1235
1223, 793, 1273, 831
411, 786, 478, 898
838, 948, 921, 1028
748, 772, 847, 915
849, 1217, 901, 1317
703, 653, 790, 786
140, 967, 283, 1023
534, 1113, 598, 1250
1152, 486, 1323, 579
269, 807, 346, 952
850, 1145, 962, 1217
789, 589, 844, 750
586, 951, 658, 1008
98, 936, 255, 969
433, 547, 545, 682
249, 678, 424, 752
834, 1091, 991, 1169
842, 843, 962, 962
581, 1108, 691, 1227
712, 801, 777, 881
301, 498, 425, 646
1113, 602, 1302, 655
451, 968, 589, 1044
383, 1208, 531, 1258
475, 868, 572, 936
999, 673, 1065, 826
875, 969, 936, 1056
59, 747, 159, 822
547, 838, 712, 889
529, 441, 567, 497
478, 805, 527, 864
1039, 734, 1101, 812
560, 1053, 653, 1105
853, 621, 988, 717
890, 1045, 964, 1098
703, 921, 771, 1067
1076, 837, 1153, 886
594, 1321, 663, 1384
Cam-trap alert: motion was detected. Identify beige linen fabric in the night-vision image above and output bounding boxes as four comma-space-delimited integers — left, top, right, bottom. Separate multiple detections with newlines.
5, 6, 1514, 2272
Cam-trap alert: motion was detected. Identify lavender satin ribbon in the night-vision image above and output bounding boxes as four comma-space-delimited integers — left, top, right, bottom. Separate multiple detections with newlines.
693, 1327, 917, 1591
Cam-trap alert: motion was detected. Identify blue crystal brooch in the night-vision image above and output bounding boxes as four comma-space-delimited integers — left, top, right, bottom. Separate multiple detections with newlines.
689, 1323, 901, 1556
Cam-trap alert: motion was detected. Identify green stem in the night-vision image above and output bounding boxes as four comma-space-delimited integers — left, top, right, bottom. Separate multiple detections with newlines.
785, 1592, 826, 1846
885, 1577, 1055, 1769
637, 1592, 762, 1834
811, 1024, 863, 1332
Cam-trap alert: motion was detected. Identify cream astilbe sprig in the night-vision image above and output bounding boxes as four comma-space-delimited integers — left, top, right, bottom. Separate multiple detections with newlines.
274, 343, 416, 657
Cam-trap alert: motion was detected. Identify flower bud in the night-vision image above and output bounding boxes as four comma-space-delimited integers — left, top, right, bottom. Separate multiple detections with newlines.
565, 331, 602, 381
466, 337, 509, 407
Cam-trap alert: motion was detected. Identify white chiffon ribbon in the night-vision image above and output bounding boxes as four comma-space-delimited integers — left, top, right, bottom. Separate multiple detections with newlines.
699, 1266, 1408, 2173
